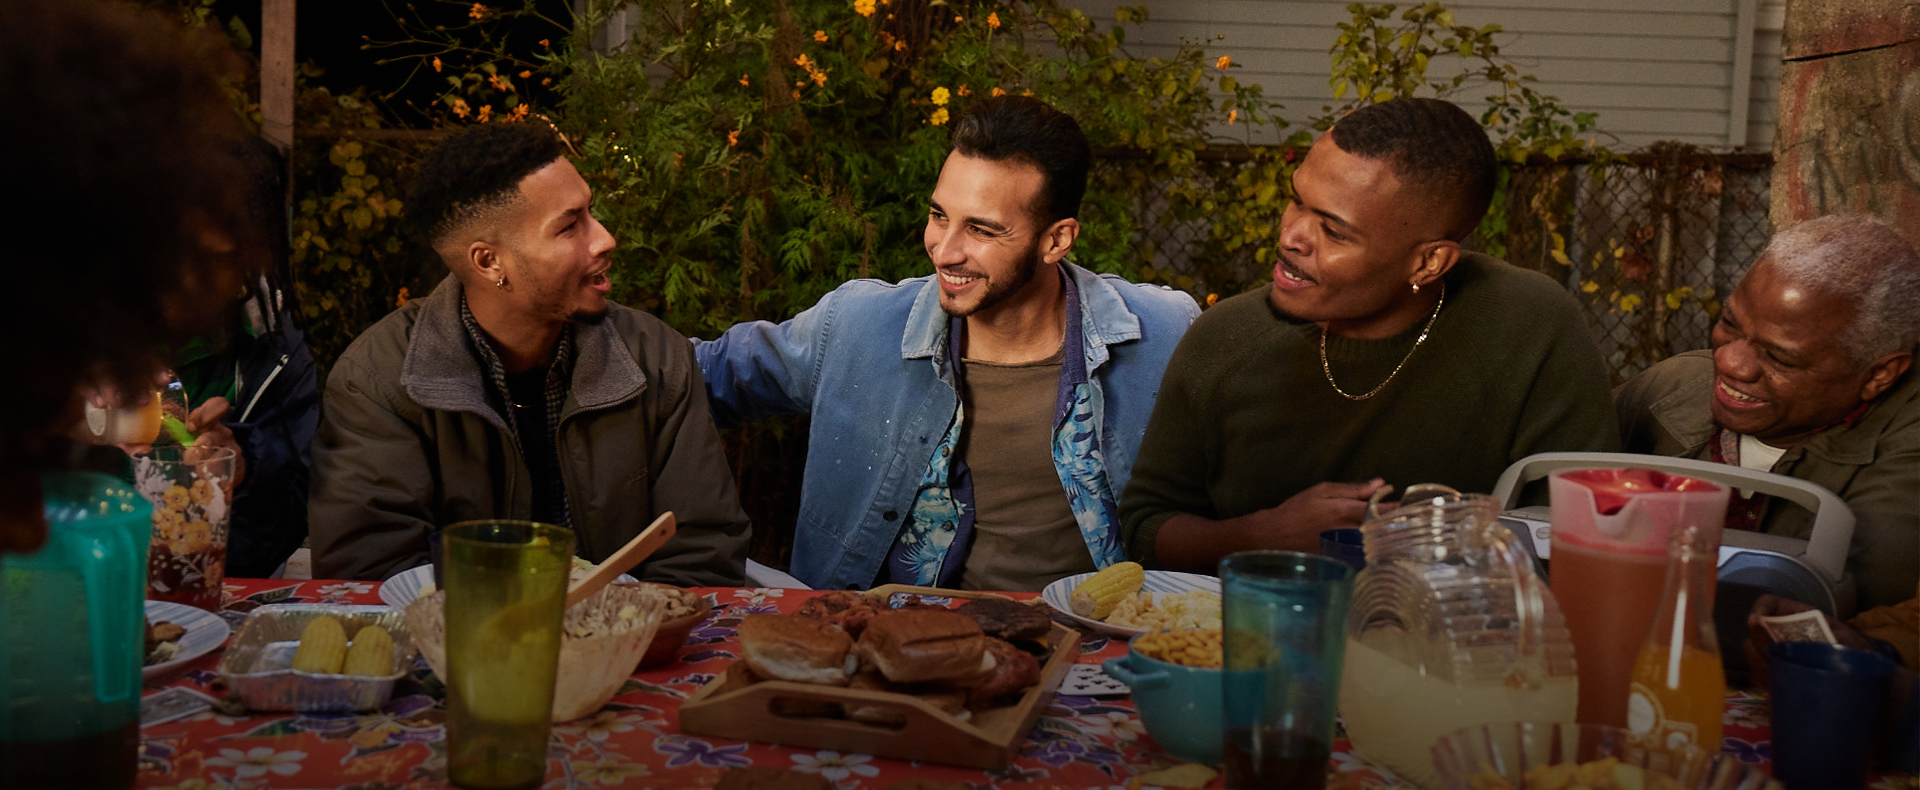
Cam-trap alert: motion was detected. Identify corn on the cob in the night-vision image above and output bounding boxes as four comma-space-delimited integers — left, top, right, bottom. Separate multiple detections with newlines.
342, 625, 395, 676
291, 616, 348, 674
1070, 561, 1145, 620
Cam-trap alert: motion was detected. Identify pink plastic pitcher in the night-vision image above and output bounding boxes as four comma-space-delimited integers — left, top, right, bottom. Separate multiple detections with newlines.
1548, 469, 1729, 729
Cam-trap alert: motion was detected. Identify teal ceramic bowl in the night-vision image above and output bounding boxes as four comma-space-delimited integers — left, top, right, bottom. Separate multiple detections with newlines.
1102, 636, 1223, 764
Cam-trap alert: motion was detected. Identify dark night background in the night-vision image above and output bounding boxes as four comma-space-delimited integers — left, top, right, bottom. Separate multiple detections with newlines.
210, 0, 574, 125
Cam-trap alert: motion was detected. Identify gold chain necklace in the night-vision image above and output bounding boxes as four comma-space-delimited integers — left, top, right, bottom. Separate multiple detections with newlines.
1319, 281, 1446, 401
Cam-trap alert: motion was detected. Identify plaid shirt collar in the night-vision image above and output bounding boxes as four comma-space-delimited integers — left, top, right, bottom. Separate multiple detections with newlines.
457, 294, 575, 433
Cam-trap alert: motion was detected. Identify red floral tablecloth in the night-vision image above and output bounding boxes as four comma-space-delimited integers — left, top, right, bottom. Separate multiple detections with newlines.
128, 579, 1898, 790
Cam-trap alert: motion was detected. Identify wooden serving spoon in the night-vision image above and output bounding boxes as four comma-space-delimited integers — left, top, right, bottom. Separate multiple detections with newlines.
565, 512, 677, 610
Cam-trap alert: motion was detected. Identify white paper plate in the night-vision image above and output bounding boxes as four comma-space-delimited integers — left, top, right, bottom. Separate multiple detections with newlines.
1041, 569, 1220, 636
378, 563, 637, 608
144, 600, 231, 680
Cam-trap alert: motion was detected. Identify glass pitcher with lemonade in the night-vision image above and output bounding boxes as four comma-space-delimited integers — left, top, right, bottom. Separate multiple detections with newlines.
1339, 485, 1580, 790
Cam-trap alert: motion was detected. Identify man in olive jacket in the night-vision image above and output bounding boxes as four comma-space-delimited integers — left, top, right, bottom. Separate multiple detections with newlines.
1617, 214, 1920, 611
310, 124, 751, 584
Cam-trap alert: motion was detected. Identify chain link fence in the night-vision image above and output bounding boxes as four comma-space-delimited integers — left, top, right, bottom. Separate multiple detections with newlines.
1106, 145, 1775, 384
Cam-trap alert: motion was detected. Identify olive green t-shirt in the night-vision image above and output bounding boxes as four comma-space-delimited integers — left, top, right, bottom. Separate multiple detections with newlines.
957, 345, 1095, 592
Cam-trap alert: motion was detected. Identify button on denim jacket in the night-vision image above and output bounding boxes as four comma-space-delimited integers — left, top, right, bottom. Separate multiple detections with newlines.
695, 262, 1199, 591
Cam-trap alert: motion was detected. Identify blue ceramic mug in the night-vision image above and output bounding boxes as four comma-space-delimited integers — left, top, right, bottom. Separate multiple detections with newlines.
1103, 636, 1223, 764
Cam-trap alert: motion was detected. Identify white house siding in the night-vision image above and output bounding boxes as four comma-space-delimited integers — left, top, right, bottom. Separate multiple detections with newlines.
1065, 0, 1781, 152
1746, 0, 1785, 150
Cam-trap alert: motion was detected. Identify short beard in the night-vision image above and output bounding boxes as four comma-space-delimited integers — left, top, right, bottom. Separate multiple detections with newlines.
940, 245, 1045, 318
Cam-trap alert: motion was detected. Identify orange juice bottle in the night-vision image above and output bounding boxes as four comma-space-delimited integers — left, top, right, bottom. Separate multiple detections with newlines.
1626, 526, 1725, 753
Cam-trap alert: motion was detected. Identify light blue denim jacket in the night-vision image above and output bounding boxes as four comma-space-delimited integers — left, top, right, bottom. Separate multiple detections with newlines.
694, 262, 1199, 591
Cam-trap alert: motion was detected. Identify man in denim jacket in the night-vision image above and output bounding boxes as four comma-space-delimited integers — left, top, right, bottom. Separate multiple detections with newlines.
696, 97, 1199, 592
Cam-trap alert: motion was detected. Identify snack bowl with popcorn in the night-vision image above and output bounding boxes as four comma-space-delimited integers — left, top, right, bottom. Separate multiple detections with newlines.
405, 582, 667, 722
1431, 722, 1782, 790
1101, 629, 1224, 764
611, 581, 713, 669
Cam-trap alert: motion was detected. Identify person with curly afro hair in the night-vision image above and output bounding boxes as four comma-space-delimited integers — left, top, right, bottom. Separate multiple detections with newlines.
0, 0, 264, 554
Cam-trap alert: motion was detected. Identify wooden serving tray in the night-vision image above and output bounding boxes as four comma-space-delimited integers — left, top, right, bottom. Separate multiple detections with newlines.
678, 585, 1082, 770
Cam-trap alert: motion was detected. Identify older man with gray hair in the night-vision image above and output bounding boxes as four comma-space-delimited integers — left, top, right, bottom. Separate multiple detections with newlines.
1616, 214, 1920, 610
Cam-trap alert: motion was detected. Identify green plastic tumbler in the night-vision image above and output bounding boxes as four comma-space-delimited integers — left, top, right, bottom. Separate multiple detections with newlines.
2, 472, 152, 790
442, 521, 573, 790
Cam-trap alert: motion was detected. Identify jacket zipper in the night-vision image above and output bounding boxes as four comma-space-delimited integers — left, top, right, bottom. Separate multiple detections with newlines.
238, 353, 292, 423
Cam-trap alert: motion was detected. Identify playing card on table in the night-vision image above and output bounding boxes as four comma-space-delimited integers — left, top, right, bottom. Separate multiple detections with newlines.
141, 686, 216, 727
1759, 609, 1839, 645
1061, 663, 1130, 696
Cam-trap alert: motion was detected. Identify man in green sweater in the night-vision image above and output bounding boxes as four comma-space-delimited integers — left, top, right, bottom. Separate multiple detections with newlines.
1120, 98, 1619, 572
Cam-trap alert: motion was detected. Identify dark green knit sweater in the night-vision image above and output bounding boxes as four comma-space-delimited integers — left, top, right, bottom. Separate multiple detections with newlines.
1119, 253, 1620, 566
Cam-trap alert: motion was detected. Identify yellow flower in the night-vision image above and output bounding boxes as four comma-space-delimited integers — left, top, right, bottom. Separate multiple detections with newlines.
957, 84, 970, 96
739, 74, 750, 86
451, 98, 470, 118
189, 479, 215, 506
162, 485, 190, 513
990, 87, 1006, 97
853, 0, 875, 17
795, 54, 814, 69
509, 103, 529, 120
468, 3, 486, 20
155, 509, 186, 532
1227, 108, 1238, 125
1206, 293, 1219, 307
518, 70, 532, 78
894, 40, 906, 51
539, 38, 550, 48
175, 520, 213, 555
811, 69, 829, 86
161, 520, 191, 555
1216, 55, 1232, 70
727, 130, 740, 147
432, 57, 443, 73
987, 11, 1001, 29
929, 107, 949, 126
954, 15, 964, 23
477, 104, 492, 122
488, 74, 511, 92
814, 30, 828, 42
931, 86, 950, 106
395, 287, 411, 308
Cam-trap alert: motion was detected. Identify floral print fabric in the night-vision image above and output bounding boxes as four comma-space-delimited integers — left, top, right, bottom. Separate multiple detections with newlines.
127, 579, 1845, 790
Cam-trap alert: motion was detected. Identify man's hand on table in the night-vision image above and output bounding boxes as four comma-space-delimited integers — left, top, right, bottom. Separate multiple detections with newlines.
1151, 479, 1388, 572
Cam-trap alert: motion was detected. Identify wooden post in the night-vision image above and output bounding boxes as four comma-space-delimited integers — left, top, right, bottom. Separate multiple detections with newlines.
260, 0, 295, 153
1771, 0, 1920, 243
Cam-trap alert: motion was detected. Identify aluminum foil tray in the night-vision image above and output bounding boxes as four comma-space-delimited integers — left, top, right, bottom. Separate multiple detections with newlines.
216, 603, 418, 713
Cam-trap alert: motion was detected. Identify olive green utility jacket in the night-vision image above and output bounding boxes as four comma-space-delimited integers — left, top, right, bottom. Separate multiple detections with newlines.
1616, 349, 1920, 611
310, 277, 751, 585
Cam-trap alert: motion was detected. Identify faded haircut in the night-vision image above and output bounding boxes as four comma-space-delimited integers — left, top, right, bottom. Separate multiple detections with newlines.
407, 123, 564, 254
1329, 98, 1497, 240
950, 95, 1092, 225
1764, 214, 1920, 365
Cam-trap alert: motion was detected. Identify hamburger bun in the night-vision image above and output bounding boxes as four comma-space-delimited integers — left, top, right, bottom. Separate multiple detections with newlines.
966, 637, 1041, 708
737, 614, 855, 686
856, 609, 991, 684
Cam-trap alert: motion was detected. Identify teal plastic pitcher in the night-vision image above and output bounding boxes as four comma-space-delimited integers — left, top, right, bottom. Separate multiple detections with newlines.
2, 472, 152, 789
